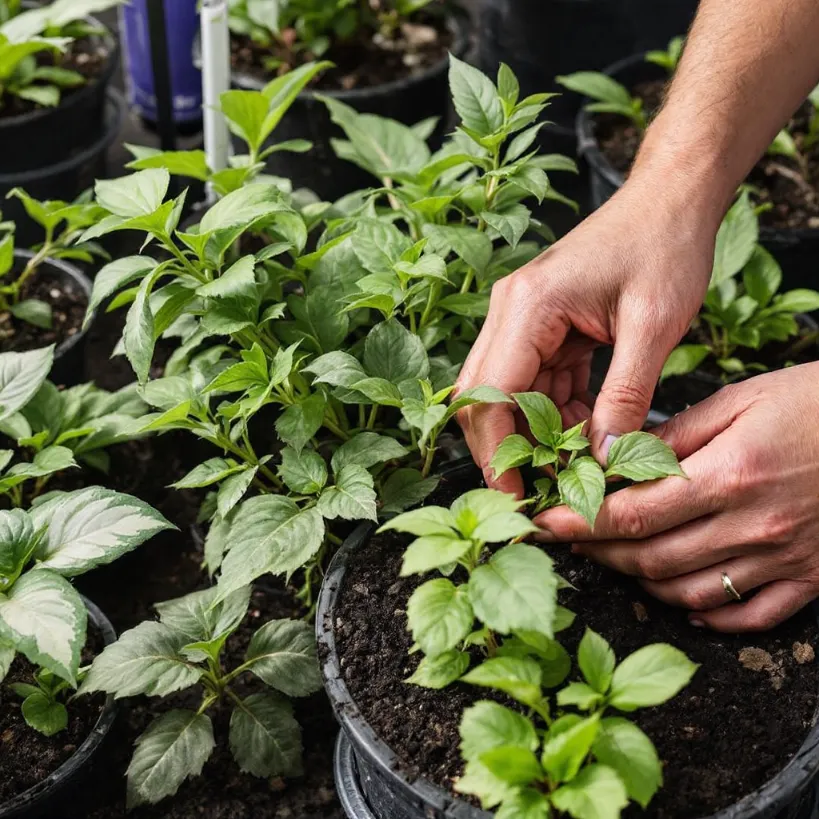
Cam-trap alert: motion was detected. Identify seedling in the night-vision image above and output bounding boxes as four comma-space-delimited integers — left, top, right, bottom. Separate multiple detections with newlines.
81, 585, 322, 808
645, 35, 684, 73
662, 191, 819, 381
557, 71, 647, 130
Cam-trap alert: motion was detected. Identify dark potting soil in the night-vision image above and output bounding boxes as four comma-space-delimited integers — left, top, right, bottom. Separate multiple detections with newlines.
0, 271, 86, 357
0, 626, 107, 804
0, 37, 108, 119
75, 584, 343, 819
334, 469, 819, 819
231, 11, 452, 91
595, 81, 819, 229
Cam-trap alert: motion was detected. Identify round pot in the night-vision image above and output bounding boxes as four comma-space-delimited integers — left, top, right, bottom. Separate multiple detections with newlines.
9, 250, 95, 387
230, 13, 469, 202
0, 12, 119, 175
317, 459, 819, 819
577, 54, 819, 291
0, 597, 117, 819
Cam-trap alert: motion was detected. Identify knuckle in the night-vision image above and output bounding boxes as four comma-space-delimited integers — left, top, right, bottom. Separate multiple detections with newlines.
632, 550, 665, 581
757, 510, 795, 547
613, 504, 648, 540
602, 377, 654, 414
679, 584, 712, 611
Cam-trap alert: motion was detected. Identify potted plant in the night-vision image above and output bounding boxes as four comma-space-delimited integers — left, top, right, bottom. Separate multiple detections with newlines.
559, 40, 819, 292
653, 191, 819, 414
317, 396, 819, 819
0, 1, 125, 242
225, 0, 470, 200
0, 345, 175, 818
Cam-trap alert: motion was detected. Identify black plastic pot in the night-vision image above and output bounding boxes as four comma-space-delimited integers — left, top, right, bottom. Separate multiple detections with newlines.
229, 13, 469, 202
318, 459, 819, 819
0, 13, 119, 175
10, 250, 95, 387
0, 598, 117, 819
0, 90, 124, 249
577, 54, 819, 291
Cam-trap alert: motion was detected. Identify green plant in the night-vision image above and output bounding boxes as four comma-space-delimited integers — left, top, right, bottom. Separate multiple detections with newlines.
645, 35, 684, 73
556, 72, 646, 130
661, 191, 819, 381
764, 83, 819, 180
0, 486, 174, 734
81, 584, 322, 807
0, 0, 122, 108
490, 392, 684, 525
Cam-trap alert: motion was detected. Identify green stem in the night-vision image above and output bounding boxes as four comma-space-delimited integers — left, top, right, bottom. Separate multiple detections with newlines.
419, 282, 440, 329
460, 268, 475, 294
324, 418, 351, 441
12, 233, 54, 299
421, 445, 435, 478
366, 405, 378, 430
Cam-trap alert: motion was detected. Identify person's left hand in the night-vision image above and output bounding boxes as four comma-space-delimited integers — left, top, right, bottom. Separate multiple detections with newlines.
534, 363, 819, 632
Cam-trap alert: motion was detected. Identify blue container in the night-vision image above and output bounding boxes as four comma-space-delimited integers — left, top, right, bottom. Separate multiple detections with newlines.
120, 0, 202, 125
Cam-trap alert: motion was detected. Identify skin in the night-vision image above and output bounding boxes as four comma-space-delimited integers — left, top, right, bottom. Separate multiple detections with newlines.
456, 0, 819, 632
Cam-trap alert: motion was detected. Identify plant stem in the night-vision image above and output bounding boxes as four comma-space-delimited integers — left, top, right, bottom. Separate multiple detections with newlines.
460, 268, 475, 294
366, 404, 379, 430
421, 445, 436, 478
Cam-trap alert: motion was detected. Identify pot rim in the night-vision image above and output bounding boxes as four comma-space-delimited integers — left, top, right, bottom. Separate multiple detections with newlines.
11, 248, 95, 361
229, 10, 469, 102
0, 597, 117, 818
0, 11, 119, 133
317, 457, 819, 819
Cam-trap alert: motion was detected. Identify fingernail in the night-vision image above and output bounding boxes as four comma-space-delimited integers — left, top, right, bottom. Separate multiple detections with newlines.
533, 524, 557, 543
601, 434, 618, 463
689, 618, 705, 628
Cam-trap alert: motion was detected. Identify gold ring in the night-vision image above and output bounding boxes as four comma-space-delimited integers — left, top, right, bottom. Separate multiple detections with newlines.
721, 572, 741, 602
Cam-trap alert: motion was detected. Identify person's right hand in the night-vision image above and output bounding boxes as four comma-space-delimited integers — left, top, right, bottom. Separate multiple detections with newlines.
455, 173, 722, 497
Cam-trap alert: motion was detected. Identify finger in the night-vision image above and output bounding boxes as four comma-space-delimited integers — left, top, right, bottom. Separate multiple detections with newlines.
470, 402, 524, 497
535, 441, 724, 542
640, 556, 784, 610
561, 399, 592, 429
651, 383, 757, 460
572, 514, 766, 581
690, 580, 818, 633
590, 309, 679, 462
550, 368, 574, 408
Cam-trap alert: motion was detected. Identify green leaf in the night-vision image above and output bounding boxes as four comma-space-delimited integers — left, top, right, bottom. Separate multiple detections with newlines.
480, 745, 543, 786
605, 432, 685, 481
0, 570, 85, 685
471, 512, 539, 543
449, 55, 504, 136
557, 457, 605, 528
275, 392, 326, 453
557, 72, 633, 106
331, 432, 407, 473
364, 319, 429, 383
123, 270, 158, 384
21, 691, 67, 736
353, 219, 411, 274
481, 205, 531, 250
379, 505, 458, 537
200, 183, 286, 236
578, 628, 616, 694
490, 434, 534, 478
278, 447, 327, 495
446, 385, 512, 421
229, 692, 302, 778
401, 400, 447, 445
95, 169, 170, 219
593, 717, 662, 808
609, 643, 698, 711
461, 656, 542, 706
81, 621, 202, 698
317, 465, 377, 522
407, 578, 474, 656
768, 128, 799, 159
219, 89, 276, 155
0, 346, 54, 422
197, 254, 257, 301
10, 299, 52, 329
451, 489, 525, 536
304, 351, 365, 387
460, 701, 538, 762
126, 710, 215, 808
217, 498, 324, 597
542, 713, 600, 783
351, 377, 403, 407
381, 468, 440, 514
660, 344, 710, 380
155, 585, 250, 643
455, 758, 514, 809
768, 289, 819, 313
0, 509, 36, 583
0, 640, 13, 683
216, 466, 257, 518
513, 391, 562, 444
423, 224, 493, 273
743, 246, 781, 308
557, 682, 604, 710
551, 764, 629, 819
31, 487, 173, 576
127, 148, 210, 181
244, 618, 321, 696
711, 191, 758, 285
406, 649, 469, 688
171, 458, 246, 489
469, 543, 557, 638
497, 62, 520, 106
400, 534, 473, 576
262, 60, 333, 129
496, 789, 551, 819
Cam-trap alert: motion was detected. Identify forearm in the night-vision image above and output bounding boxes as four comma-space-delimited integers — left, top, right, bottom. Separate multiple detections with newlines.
630, 0, 819, 230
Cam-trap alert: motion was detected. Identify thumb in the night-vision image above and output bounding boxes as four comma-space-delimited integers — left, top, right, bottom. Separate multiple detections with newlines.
590, 319, 675, 463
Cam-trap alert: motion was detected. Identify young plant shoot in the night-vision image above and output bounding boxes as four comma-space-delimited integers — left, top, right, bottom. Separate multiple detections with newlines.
645, 35, 684, 73
556, 72, 646, 130
81, 585, 322, 808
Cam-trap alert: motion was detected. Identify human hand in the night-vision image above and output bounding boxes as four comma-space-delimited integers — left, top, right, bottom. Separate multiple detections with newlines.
534, 364, 819, 632
455, 174, 720, 497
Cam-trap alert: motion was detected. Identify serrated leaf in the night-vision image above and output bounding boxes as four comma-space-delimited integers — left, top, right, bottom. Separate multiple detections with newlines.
557, 457, 605, 528
330, 432, 407, 473
381, 468, 440, 513
95, 169, 169, 219
609, 644, 698, 711
513, 391, 562, 444
364, 319, 429, 383
278, 447, 327, 495
423, 223, 493, 273
21, 692, 67, 736
407, 649, 469, 688
379, 505, 458, 537
244, 618, 321, 696
551, 764, 629, 819
400, 534, 473, 576
317, 465, 377, 522
172, 458, 245, 489
489, 434, 534, 478
578, 628, 616, 694
0, 346, 54, 422
605, 432, 685, 481
275, 392, 326, 453
460, 701, 538, 762
461, 656, 542, 706
216, 467, 257, 519
449, 55, 503, 136
155, 585, 251, 643
407, 579, 474, 656
542, 713, 600, 783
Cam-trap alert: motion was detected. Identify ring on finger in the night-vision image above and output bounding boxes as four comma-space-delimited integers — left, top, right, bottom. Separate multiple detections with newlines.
721, 571, 742, 602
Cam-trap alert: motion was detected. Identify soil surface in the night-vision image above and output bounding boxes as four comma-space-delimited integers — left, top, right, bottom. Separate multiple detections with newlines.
595, 82, 819, 230
0, 36, 109, 119
0, 627, 107, 804
231, 9, 452, 91
0, 269, 87, 355
334, 467, 819, 819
